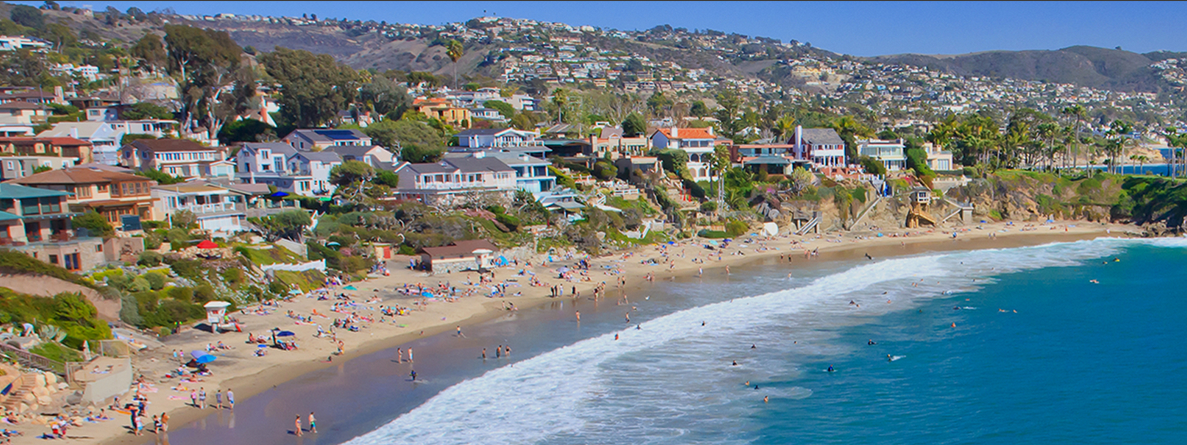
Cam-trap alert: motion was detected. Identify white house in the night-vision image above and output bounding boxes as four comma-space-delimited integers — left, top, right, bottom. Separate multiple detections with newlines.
444, 150, 555, 194
121, 139, 233, 179
649, 127, 720, 181
790, 126, 847, 169
323, 145, 395, 168
38, 122, 121, 165
454, 128, 544, 150
151, 181, 247, 234
285, 151, 341, 196
392, 153, 517, 205
857, 138, 907, 171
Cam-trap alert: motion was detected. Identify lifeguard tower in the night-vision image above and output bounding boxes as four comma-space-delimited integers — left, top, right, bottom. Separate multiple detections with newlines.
906, 188, 938, 228
204, 301, 231, 333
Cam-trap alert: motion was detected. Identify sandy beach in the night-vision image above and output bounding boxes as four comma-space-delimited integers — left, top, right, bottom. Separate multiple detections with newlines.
4, 220, 1138, 445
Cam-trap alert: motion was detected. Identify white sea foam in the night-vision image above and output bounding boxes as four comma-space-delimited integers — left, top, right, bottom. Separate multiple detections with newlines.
345, 238, 1153, 445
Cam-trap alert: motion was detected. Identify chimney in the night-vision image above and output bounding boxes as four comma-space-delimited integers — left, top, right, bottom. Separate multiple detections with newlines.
706, 126, 714, 136
671, 127, 678, 138
473, 150, 485, 159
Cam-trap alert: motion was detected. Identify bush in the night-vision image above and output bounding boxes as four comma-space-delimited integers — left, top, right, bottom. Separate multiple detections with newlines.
193, 284, 215, 303
700, 201, 718, 212
143, 272, 167, 290
337, 255, 372, 274
167, 286, 193, 303
137, 251, 163, 267
129, 276, 151, 292
495, 213, 521, 231
725, 220, 749, 237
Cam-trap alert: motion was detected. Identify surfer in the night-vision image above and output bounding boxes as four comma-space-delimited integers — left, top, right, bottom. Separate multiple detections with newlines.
888, 354, 893, 361
764, 396, 769, 403
751, 344, 757, 349
827, 365, 834, 373
732, 360, 738, 366
865, 253, 873, 260
410, 370, 417, 381
868, 339, 876, 345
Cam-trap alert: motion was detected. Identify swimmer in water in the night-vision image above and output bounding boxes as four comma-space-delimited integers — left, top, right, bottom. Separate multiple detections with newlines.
764, 396, 769, 403
732, 360, 738, 366
827, 365, 834, 373
751, 344, 756, 349
865, 253, 873, 260
888, 354, 893, 361
868, 339, 876, 345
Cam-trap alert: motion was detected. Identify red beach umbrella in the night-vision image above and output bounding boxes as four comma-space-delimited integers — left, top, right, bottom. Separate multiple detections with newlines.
196, 240, 218, 249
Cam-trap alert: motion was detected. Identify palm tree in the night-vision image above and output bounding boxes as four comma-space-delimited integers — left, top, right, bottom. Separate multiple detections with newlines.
1164, 128, 1187, 178
446, 40, 464, 90
1104, 120, 1134, 174
551, 88, 567, 124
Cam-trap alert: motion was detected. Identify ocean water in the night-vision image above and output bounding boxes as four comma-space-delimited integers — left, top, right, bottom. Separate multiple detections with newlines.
345, 238, 1187, 445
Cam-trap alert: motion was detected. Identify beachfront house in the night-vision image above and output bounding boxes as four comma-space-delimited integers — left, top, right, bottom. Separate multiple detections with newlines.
729, 142, 801, 176
650, 127, 720, 181
286, 151, 342, 196
443, 150, 556, 194
9, 166, 159, 227
152, 181, 247, 234
0, 182, 111, 271
857, 138, 907, 171
923, 142, 955, 171
417, 239, 500, 274
391, 154, 517, 205
789, 126, 847, 170
323, 144, 396, 168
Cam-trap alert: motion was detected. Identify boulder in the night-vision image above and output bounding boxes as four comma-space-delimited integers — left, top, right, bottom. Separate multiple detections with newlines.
36, 395, 52, 406
44, 372, 57, 386
22, 392, 35, 402
33, 373, 46, 387
18, 403, 30, 414
31, 386, 49, 397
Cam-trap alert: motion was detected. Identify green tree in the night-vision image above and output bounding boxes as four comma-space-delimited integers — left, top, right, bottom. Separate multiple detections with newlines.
375, 170, 400, 187
689, 100, 710, 118
164, 24, 254, 139
483, 100, 515, 120
121, 103, 173, 120
363, 119, 444, 150
1104, 120, 1134, 174
714, 89, 747, 143
259, 47, 361, 128
622, 112, 646, 137
72, 211, 114, 238
135, 168, 184, 185
130, 33, 167, 74
401, 144, 445, 163
551, 88, 568, 124
646, 91, 672, 117
446, 39, 463, 90
250, 210, 311, 241
218, 119, 275, 144
359, 73, 409, 116
120, 133, 158, 146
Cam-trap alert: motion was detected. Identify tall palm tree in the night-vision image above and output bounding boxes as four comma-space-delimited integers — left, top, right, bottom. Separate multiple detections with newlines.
1104, 120, 1134, 174
1061, 105, 1087, 172
446, 40, 464, 90
551, 88, 568, 124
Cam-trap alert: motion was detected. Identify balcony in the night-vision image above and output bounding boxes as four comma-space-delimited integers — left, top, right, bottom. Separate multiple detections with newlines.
175, 201, 245, 217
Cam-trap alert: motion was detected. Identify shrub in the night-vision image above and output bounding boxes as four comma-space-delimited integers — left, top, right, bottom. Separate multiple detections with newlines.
193, 284, 215, 303
700, 201, 718, 212
166, 286, 193, 303
129, 276, 151, 292
725, 220, 749, 237
338, 255, 372, 274
143, 272, 167, 290
495, 213, 521, 231
137, 251, 163, 267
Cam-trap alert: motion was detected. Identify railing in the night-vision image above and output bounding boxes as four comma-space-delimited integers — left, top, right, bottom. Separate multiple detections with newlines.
176, 202, 243, 215
0, 342, 65, 376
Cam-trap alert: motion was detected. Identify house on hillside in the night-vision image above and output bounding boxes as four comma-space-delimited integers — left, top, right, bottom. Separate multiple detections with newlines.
281, 129, 372, 151
0, 156, 78, 180
650, 127, 720, 181
0, 101, 48, 124
286, 151, 342, 196
38, 122, 121, 164
454, 128, 546, 154
0, 136, 94, 164
444, 150, 556, 194
10, 166, 159, 227
323, 145, 396, 168
151, 181, 247, 234
0, 182, 111, 272
729, 142, 800, 175
857, 138, 906, 171
392, 154, 517, 205
120, 139, 233, 179
789, 126, 847, 169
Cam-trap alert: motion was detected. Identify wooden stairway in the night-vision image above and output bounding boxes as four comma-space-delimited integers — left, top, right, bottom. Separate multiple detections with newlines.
1, 374, 38, 412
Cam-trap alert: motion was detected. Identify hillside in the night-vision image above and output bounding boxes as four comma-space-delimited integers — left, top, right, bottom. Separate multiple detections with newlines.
872, 46, 1175, 93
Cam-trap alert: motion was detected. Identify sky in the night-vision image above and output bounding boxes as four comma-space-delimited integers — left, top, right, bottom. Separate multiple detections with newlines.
28, 1, 1187, 56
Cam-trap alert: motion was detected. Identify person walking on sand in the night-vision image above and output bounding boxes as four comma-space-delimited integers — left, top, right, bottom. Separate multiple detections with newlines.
190, 389, 198, 408
161, 412, 169, 432
457, 326, 464, 338
575, 311, 581, 322
295, 415, 303, 436
309, 412, 317, 434
396, 347, 403, 363
408, 348, 413, 363
198, 387, 206, 409
215, 389, 222, 410
410, 369, 417, 381
227, 389, 234, 411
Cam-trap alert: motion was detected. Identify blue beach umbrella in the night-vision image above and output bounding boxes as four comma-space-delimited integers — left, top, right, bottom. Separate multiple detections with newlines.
343, 285, 358, 290
195, 354, 217, 364
275, 331, 296, 337
190, 350, 209, 359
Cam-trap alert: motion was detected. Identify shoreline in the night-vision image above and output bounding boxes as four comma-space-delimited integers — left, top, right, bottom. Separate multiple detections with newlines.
71, 220, 1140, 445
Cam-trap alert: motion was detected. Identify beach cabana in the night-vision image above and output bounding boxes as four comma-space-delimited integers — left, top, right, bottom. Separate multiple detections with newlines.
417, 240, 501, 274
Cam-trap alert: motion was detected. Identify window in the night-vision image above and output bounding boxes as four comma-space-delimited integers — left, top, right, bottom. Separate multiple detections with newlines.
96, 244, 102, 252
4, 161, 11, 170
49, 254, 58, 264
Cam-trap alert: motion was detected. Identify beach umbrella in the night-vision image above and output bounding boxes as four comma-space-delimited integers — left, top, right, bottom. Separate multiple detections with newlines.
667, 241, 676, 245
257, 344, 267, 348
196, 240, 218, 249
194, 354, 217, 364
557, 266, 570, 273
343, 285, 358, 291
326, 241, 340, 246
420, 291, 434, 298
288, 289, 302, 295
275, 331, 296, 337
270, 192, 289, 198
190, 350, 210, 359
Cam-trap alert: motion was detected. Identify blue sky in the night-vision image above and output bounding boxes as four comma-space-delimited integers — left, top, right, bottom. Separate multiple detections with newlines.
30, 1, 1187, 56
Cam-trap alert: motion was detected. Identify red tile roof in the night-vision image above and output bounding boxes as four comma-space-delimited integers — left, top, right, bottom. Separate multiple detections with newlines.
655, 127, 715, 140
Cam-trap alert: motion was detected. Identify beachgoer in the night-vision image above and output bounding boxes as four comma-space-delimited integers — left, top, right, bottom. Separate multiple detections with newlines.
309, 412, 317, 433
410, 370, 417, 381
456, 326, 464, 338
227, 389, 234, 410
295, 415, 303, 436
575, 311, 580, 321
198, 388, 206, 409
764, 396, 769, 403
215, 389, 222, 409
827, 365, 834, 373
161, 412, 169, 432
496, 345, 501, 359
482, 348, 487, 359
408, 348, 413, 363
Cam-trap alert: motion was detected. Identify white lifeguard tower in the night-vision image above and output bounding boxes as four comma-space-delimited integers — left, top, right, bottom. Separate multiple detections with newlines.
204, 301, 231, 333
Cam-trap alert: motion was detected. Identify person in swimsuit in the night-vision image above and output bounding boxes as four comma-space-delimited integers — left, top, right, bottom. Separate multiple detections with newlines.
309, 412, 317, 433
295, 415, 303, 436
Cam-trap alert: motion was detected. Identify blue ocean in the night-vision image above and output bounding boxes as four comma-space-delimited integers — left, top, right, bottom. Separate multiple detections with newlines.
343, 238, 1187, 444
